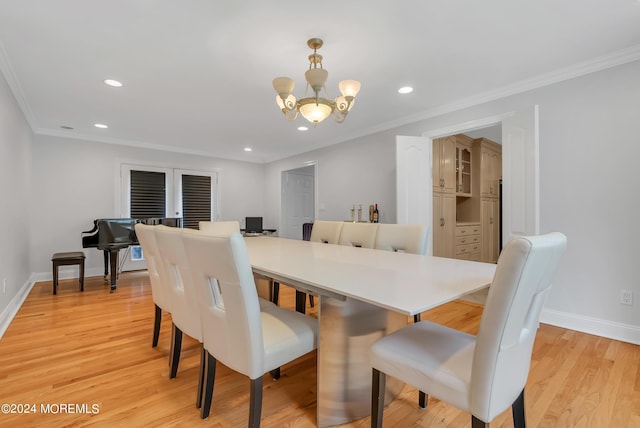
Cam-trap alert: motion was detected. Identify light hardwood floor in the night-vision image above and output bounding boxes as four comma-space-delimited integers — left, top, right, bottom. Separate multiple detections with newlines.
1, 272, 638, 427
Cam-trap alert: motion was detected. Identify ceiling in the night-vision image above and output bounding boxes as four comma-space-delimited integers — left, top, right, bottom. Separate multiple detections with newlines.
1, 1, 639, 163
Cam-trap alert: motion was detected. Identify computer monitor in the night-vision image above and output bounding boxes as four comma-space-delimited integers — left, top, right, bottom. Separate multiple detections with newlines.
245, 217, 263, 233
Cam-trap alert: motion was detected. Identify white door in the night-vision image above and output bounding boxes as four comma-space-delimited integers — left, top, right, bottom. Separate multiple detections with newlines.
396, 136, 432, 253
501, 105, 540, 244
281, 167, 314, 239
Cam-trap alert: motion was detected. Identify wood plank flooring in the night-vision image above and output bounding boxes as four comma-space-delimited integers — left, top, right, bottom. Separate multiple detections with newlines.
0, 272, 638, 427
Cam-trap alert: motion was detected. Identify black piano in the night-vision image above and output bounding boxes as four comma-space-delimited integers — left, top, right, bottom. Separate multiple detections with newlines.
82, 218, 182, 291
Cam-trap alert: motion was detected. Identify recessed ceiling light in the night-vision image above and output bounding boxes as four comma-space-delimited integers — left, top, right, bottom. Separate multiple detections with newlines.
297, 126, 308, 131
60, 125, 74, 130
244, 147, 252, 152
398, 86, 413, 94
104, 79, 123, 87
94, 123, 108, 129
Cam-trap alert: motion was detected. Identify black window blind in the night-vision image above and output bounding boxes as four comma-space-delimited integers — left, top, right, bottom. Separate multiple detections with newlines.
181, 174, 212, 229
130, 170, 166, 218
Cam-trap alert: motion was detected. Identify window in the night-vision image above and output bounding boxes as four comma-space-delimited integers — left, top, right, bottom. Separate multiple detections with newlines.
120, 164, 219, 229
179, 173, 212, 229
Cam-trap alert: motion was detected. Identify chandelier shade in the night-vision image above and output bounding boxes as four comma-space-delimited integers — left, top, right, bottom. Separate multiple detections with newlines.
272, 38, 360, 126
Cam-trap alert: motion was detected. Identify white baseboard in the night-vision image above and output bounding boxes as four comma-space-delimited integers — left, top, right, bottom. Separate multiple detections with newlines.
0, 273, 37, 338
31, 267, 115, 283
457, 292, 640, 345
540, 308, 640, 345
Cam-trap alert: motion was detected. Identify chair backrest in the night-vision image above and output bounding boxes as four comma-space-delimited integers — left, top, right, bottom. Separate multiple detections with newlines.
374, 223, 429, 254
154, 225, 202, 341
134, 223, 170, 311
470, 232, 566, 421
199, 220, 240, 235
309, 220, 343, 244
182, 232, 265, 379
338, 222, 378, 248
302, 223, 313, 241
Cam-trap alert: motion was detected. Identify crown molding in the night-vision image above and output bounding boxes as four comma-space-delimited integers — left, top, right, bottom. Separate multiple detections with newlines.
0, 39, 38, 127
336, 44, 640, 146
36, 127, 229, 158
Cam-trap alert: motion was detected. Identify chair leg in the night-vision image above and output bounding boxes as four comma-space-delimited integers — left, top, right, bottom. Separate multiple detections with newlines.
413, 313, 421, 323
270, 367, 280, 380
169, 323, 183, 379
472, 416, 489, 428
196, 345, 205, 409
79, 259, 85, 291
418, 391, 428, 409
152, 304, 162, 347
52, 262, 58, 295
249, 377, 263, 428
271, 280, 280, 305
295, 290, 306, 314
512, 388, 526, 428
200, 352, 217, 419
371, 368, 386, 428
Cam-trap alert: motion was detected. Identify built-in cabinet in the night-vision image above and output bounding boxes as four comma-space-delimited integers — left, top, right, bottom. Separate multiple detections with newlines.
432, 135, 501, 263
477, 138, 502, 263
456, 145, 472, 196
432, 192, 456, 257
455, 223, 481, 260
432, 136, 457, 194
480, 197, 500, 263
480, 143, 501, 198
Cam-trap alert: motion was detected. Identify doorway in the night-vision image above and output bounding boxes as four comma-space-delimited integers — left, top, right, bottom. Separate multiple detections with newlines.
280, 165, 315, 239
396, 106, 540, 255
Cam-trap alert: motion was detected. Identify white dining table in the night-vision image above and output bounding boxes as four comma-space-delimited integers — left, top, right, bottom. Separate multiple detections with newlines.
244, 236, 497, 427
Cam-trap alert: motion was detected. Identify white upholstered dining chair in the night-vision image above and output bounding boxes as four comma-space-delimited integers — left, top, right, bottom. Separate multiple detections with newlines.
183, 232, 318, 425
309, 220, 343, 244
338, 222, 378, 248
374, 223, 428, 255
371, 232, 567, 428
154, 225, 203, 379
374, 223, 429, 322
272, 220, 345, 310
134, 223, 171, 348
199, 220, 240, 235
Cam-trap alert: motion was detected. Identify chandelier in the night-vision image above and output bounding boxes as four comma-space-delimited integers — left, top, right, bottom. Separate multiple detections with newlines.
272, 38, 361, 126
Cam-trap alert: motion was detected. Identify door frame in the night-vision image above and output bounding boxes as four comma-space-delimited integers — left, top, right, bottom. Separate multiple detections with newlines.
280, 162, 317, 239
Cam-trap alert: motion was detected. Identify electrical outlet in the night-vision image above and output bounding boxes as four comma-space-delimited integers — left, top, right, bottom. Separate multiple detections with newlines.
621, 289, 633, 305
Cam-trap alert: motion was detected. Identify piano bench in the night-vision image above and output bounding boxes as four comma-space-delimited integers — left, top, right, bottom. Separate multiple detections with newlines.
52, 251, 86, 295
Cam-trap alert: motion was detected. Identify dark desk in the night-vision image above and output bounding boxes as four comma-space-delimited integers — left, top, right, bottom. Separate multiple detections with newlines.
241, 229, 276, 237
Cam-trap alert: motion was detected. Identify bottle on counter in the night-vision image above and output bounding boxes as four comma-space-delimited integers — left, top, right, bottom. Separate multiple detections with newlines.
372, 203, 379, 223
369, 205, 374, 223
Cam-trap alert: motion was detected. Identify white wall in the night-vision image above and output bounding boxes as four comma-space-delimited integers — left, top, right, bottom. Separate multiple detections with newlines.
265, 59, 640, 343
30, 135, 266, 277
265, 132, 397, 226
0, 70, 33, 333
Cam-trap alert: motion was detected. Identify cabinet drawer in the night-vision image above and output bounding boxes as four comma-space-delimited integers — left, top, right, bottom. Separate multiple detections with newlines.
455, 235, 480, 246
456, 224, 481, 236
455, 243, 481, 255
455, 251, 481, 261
